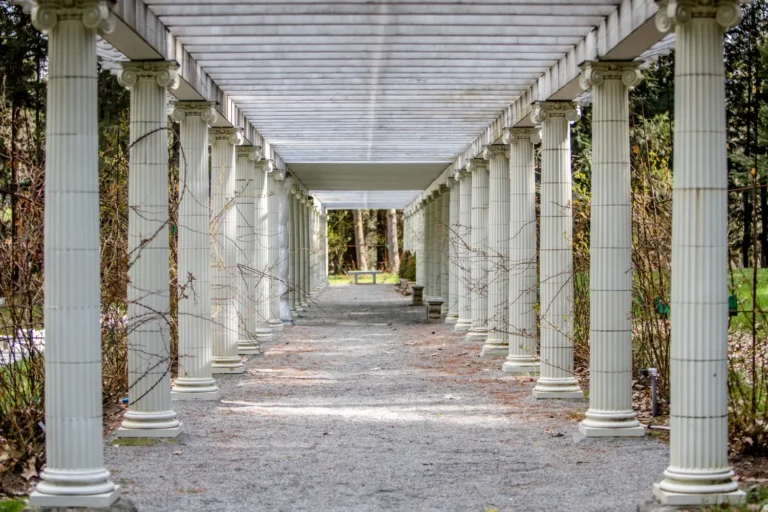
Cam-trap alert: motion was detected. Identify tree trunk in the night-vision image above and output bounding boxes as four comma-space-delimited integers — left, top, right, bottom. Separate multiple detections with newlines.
743, 189, 753, 268
760, 183, 768, 267
364, 210, 378, 270
387, 209, 400, 274
353, 209, 367, 270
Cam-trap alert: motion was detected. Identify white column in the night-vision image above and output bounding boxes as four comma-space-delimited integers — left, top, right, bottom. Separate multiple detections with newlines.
116, 61, 182, 438
578, 62, 644, 437
652, 0, 745, 505
322, 211, 329, 286
278, 174, 293, 323
170, 102, 220, 400
531, 102, 583, 399
415, 201, 426, 286
289, 189, 299, 315
300, 196, 310, 307
210, 127, 245, 374
446, 178, 460, 324
253, 159, 273, 341
482, 144, 511, 357
422, 198, 432, 293
440, 184, 450, 313
431, 192, 442, 296
503, 128, 541, 375
234, 146, 262, 355
454, 169, 473, 332
267, 166, 286, 332
28, 1, 120, 506
467, 158, 489, 342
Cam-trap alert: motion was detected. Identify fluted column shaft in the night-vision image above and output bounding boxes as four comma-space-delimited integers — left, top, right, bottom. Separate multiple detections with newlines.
29, 3, 120, 505
267, 168, 285, 331
532, 102, 583, 399
431, 194, 442, 296
234, 147, 262, 355
210, 128, 244, 374
253, 160, 272, 339
482, 145, 511, 356
454, 171, 473, 332
440, 185, 450, 313
118, 61, 181, 438
415, 203, 426, 286
468, 159, 489, 342
578, 62, 644, 437
503, 129, 541, 374
289, 191, 299, 314
171, 102, 220, 399
300, 198, 309, 307
652, 1, 744, 505
446, 180, 460, 323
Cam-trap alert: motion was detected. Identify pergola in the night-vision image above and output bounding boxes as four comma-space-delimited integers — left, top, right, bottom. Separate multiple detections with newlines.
17, 0, 745, 508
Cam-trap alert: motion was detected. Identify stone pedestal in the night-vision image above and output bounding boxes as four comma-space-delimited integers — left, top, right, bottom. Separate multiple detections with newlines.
482, 144, 510, 357
170, 102, 220, 400
531, 102, 583, 400
426, 298, 445, 320
210, 128, 245, 375
411, 285, 425, 306
26, 0, 121, 507
578, 61, 644, 437
467, 158, 489, 342
454, 169, 473, 333
651, 0, 745, 505
503, 128, 541, 375
117, 61, 182, 438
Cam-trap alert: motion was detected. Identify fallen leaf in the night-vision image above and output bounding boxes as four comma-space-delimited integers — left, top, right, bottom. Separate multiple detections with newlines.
173, 450, 182, 455
22, 456, 37, 480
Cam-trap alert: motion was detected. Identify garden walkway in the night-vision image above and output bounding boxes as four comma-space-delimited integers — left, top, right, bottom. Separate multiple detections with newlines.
104, 284, 668, 512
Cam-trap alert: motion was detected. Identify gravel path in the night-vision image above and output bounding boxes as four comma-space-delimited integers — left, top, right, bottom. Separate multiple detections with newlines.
105, 284, 669, 512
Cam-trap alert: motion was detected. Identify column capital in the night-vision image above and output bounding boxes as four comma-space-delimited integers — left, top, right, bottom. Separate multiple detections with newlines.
503, 127, 541, 145
118, 60, 180, 91
236, 145, 263, 161
20, 0, 115, 35
482, 144, 509, 160
209, 127, 243, 146
170, 101, 218, 125
531, 101, 581, 125
452, 167, 469, 182
579, 61, 643, 90
466, 157, 488, 174
438, 182, 450, 193
268, 164, 286, 181
655, 0, 742, 32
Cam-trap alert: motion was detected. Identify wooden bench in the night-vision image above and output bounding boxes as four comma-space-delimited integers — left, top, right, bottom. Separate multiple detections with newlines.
347, 270, 384, 284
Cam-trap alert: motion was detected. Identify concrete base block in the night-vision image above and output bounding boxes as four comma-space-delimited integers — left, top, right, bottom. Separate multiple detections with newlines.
466, 330, 488, 342
444, 315, 458, 325
212, 365, 245, 375
453, 320, 471, 333
26, 491, 127, 511
651, 484, 746, 508
578, 423, 645, 438
480, 343, 508, 357
171, 390, 220, 401
116, 424, 182, 439
269, 321, 284, 332
237, 346, 261, 355
532, 389, 584, 400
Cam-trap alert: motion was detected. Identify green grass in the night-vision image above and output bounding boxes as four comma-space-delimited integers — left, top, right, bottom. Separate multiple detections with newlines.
328, 272, 402, 286
728, 268, 768, 333
0, 499, 26, 512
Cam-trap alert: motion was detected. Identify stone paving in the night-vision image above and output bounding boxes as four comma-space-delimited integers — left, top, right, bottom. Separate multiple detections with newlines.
104, 284, 668, 512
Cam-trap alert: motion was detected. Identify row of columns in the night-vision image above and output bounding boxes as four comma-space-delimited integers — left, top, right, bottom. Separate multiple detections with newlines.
27, 3, 328, 503
404, 0, 744, 504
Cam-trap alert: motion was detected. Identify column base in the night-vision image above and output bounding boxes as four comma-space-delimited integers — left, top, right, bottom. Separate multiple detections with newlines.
118, 411, 182, 438
444, 314, 459, 325
116, 424, 183, 439
255, 328, 273, 342
466, 327, 488, 342
453, 318, 472, 333
29, 487, 123, 509
502, 358, 539, 374
269, 320, 285, 332
211, 357, 245, 374
532, 379, 583, 399
171, 389, 220, 401
171, 377, 219, 400
296, 306, 306, 312
652, 483, 745, 507
237, 339, 261, 355
578, 423, 645, 438
480, 340, 508, 357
